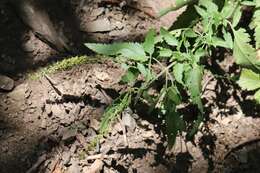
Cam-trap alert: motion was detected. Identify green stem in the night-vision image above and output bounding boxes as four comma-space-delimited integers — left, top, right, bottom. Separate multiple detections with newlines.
159, 0, 198, 17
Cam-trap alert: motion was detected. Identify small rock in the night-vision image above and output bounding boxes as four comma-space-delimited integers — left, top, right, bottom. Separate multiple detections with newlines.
62, 152, 71, 166
0, 74, 14, 91
70, 104, 81, 116
90, 119, 100, 131
45, 104, 52, 116
40, 119, 47, 129
70, 142, 78, 153
221, 118, 231, 126
142, 131, 154, 138
122, 113, 136, 132
68, 159, 81, 173
140, 120, 150, 127
84, 159, 104, 173
91, 8, 105, 18
113, 21, 124, 30
85, 18, 114, 32
62, 128, 77, 142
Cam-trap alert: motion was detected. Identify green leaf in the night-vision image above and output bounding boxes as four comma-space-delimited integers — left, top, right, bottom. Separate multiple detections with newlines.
251, 6, 260, 49
185, 63, 204, 113
241, 1, 256, 6
99, 93, 131, 135
184, 28, 198, 38
254, 89, 260, 104
159, 48, 173, 57
211, 37, 231, 48
233, 29, 260, 70
160, 28, 179, 46
232, 6, 242, 27
255, 26, 260, 49
199, 0, 218, 12
137, 63, 147, 77
85, 43, 147, 62
121, 67, 139, 84
165, 102, 179, 148
223, 30, 233, 49
195, 5, 208, 18
186, 113, 203, 140
221, 2, 236, 19
167, 86, 182, 105
143, 29, 156, 55
237, 68, 260, 91
173, 63, 185, 85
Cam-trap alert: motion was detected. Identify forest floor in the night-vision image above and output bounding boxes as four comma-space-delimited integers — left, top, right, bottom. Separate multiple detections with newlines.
0, 0, 260, 173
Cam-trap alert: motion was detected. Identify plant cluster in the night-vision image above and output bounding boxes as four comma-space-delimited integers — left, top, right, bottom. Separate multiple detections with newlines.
85, 0, 260, 147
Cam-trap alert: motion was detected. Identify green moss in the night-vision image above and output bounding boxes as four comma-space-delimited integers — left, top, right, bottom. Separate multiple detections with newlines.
28, 55, 105, 80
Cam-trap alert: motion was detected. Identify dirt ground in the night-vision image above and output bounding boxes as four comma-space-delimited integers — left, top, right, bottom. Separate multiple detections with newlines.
0, 1, 260, 173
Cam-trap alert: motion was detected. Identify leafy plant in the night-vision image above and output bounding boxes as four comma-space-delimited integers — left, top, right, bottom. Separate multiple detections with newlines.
85, 0, 260, 148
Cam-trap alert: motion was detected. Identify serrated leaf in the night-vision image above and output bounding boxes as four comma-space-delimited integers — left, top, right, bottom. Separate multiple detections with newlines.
165, 101, 179, 148
199, 0, 218, 12
160, 28, 179, 46
211, 37, 230, 48
237, 69, 260, 90
232, 6, 242, 27
143, 29, 156, 55
233, 29, 260, 69
185, 64, 204, 113
167, 86, 182, 105
184, 29, 197, 38
255, 26, 260, 49
195, 5, 208, 18
241, 1, 256, 6
221, 2, 236, 19
121, 67, 139, 84
99, 93, 131, 135
137, 63, 147, 77
173, 63, 185, 85
223, 31, 233, 49
159, 48, 172, 57
85, 42, 147, 62
254, 89, 260, 104
251, 6, 260, 49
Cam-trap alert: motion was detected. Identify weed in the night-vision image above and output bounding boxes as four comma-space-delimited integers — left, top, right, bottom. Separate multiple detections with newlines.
85, 0, 260, 148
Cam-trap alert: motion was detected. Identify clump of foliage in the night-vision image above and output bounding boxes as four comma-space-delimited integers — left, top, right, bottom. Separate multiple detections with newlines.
85, 0, 260, 147
28, 55, 100, 80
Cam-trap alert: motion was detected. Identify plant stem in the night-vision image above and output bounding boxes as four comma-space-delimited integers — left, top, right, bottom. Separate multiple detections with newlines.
159, 0, 198, 17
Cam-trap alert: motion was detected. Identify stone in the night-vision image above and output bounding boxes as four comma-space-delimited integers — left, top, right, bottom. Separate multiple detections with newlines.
0, 74, 14, 91
85, 18, 115, 32
91, 8, 105, 18
122, 113, 136, 132
84, 159, 104, 173
62, 152, 71, 166
40, 119, 47, 129
62, 128, 77, 142
68, 159, 81, 173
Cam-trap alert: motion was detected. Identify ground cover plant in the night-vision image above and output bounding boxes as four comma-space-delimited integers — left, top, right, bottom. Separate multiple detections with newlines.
85, 0, 260, 147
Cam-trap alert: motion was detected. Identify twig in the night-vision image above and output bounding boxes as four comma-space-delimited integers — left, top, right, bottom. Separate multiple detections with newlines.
49, 157, 60, 173
85, 153, 118, 161
26, 154, 47, 173
118, 117, 129, 147
98, 87, 113, 104
202, 75, 214, 93
44, 74, 63, 96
